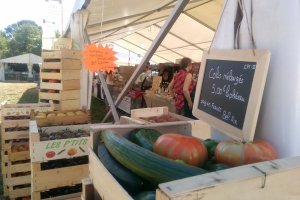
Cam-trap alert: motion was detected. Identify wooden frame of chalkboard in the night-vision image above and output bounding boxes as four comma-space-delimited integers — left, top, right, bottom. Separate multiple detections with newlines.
192, 49, 271, 142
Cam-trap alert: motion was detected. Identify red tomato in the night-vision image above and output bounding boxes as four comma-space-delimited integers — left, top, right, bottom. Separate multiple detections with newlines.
153, 133, 208, 166
46, 151, 56, 158
215, 139, 277, 167
49, 79, 58, 83
48, 89, 56, 93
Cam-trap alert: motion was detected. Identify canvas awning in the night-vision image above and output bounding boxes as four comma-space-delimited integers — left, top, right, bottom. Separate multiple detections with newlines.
71, 0, 223, 64
0, 53, 42, 64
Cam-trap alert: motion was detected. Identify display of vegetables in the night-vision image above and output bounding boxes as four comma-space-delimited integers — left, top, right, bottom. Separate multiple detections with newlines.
101, 129, 207, 186
38, 128, 89, 141
153, 133, 208, 166
94, 126, 278, 198
215, 139, 277, 167
35, 110, 86, 119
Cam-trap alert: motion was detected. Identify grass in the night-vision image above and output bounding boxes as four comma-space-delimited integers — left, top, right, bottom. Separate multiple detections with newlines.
0, 82, 38, 104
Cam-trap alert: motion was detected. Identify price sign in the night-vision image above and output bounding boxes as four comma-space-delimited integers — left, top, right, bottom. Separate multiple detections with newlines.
193, 49, 270, 142
82, 43, 117, 73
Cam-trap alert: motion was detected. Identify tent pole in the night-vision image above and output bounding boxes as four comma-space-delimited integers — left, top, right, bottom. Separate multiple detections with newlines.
98, 72, 120, 122
102, 0, 189, 121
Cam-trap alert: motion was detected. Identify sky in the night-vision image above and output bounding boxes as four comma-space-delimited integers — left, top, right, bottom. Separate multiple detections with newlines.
0, 0, 76, 32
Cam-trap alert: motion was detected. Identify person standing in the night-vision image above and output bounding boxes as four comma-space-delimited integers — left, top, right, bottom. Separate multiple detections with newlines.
134, 62, 152, 90
168, 57, 196, 119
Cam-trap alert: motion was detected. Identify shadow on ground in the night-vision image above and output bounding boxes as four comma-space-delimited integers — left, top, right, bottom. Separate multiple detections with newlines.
17, 87, 39, 103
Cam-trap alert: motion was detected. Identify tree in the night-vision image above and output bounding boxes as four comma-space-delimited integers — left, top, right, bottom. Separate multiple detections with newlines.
0, 30, 8, 59
5, 20, 42, 57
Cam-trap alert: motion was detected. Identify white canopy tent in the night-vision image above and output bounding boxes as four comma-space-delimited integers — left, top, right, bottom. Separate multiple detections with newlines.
70, 0, 224, 64
0, 53, 42, 79
68, 0, 300, 158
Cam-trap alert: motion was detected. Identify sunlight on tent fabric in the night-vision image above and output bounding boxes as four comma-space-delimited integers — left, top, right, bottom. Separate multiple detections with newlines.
71, 0, 223, 63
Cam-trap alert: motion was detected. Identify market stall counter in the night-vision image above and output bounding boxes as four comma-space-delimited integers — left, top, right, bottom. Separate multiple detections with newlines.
143, 91, 176, 113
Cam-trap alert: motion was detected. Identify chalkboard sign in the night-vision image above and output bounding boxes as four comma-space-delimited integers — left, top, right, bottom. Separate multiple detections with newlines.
193, 50, 271, 142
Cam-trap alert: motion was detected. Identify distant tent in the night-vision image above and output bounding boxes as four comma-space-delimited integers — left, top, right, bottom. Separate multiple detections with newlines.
0, 53, 42, 64
0, 53, 42, 80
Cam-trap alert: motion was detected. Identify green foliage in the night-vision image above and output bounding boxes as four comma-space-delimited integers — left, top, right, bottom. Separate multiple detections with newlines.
3, 20, 42, 57
0, 30, 8, 58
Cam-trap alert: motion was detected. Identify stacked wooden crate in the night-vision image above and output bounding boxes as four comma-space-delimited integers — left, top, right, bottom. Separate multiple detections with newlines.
29, 121, 90, 200
39, 50, 82, 111
0, 103, 52, 199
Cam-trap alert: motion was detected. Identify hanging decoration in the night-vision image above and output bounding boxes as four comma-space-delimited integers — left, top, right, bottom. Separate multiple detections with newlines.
81, 43, 117, 73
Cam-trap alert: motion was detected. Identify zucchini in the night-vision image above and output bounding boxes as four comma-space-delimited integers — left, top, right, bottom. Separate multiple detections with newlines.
134, 191, 156, 200
97, 143, 144, 193
203, 139, 218, 159
129, 128, 161, 151
102, 130, 208, 185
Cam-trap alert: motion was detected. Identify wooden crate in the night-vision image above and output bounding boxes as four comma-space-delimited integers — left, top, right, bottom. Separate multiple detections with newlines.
156, 156, 300, 200
34, 109, 90, 127
130, 107, 211, 139
1, 103, 53, 142
1, 102, 53, 114
88, 122, 192, 200
31, 162, 88, 192
29, 122, 90, 200
29, 121, 90, 162
2, 159, 31, 199
88, 123, 300, 200
130, 106, 193, 123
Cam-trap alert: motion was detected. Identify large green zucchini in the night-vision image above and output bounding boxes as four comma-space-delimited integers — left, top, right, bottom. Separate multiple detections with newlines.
102, 130, 208, 185
97, 143, 144, 194
129, 128, 161, 151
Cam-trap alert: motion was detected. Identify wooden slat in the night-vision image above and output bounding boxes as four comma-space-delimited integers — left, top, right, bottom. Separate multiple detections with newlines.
42, 50, 81, 59
42, 59, 81, 70
32, 163, 89, 191
40, 70, 80, 80
1, 119, 30, 128
89, 150, 133, 200
8, 151, 30, 162
2, 130, 29, 140
157, 156, 300, 200
32, 191, 82, 200
8, 186, 31, 199
8, 162, 31, 174
39, 90, 80, 101
1, 103, 53, 116
6, 174, 31, 186
40, 80, 81, 90
53, 100, 81, 111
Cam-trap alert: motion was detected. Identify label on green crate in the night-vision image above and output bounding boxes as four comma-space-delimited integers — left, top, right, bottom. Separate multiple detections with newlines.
31, 137, 90, 162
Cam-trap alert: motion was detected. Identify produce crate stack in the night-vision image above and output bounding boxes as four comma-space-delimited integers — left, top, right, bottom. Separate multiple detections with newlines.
39, 49, 82, 111
0, 103, 53, 199
29, 121, 90, 200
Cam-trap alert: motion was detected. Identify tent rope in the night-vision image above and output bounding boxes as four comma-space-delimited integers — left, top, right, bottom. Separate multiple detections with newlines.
208, 0, 229, 54
240, 0, 256, 55
99, 0, 105, 43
